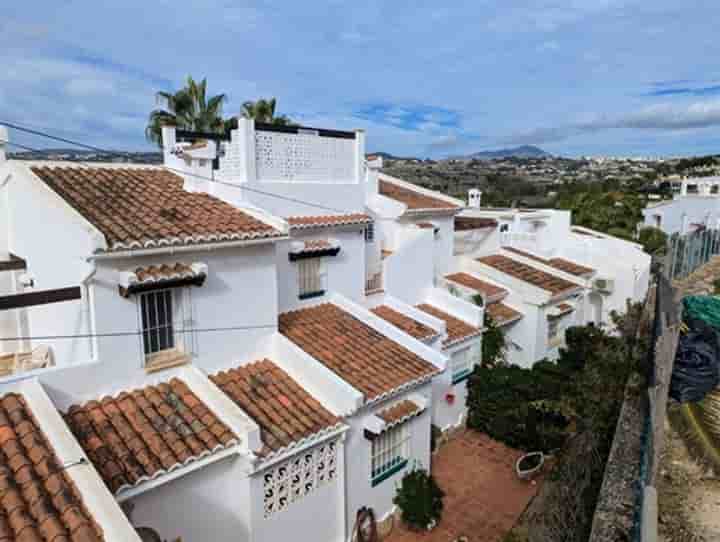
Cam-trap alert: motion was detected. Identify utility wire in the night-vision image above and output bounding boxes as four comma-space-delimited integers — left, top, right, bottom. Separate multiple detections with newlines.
3, 140, 45, 153
0, 121, 360, 215
0, 323, 281, 342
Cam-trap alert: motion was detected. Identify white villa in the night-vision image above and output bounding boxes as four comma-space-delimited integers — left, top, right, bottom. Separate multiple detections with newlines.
642, 176, 720, 235
0, 119, 649, 541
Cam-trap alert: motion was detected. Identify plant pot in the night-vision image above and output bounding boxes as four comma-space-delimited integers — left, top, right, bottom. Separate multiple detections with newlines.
515, 451, 544, 480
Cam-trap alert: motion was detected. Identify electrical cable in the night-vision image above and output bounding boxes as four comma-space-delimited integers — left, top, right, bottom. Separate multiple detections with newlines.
0, 121, 362, 214
0, 323, 280, 342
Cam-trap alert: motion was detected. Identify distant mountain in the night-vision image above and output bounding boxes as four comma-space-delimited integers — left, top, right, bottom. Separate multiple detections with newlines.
8, 148, 162, 164
454, 145, 550, 160
367, 151, 420, 161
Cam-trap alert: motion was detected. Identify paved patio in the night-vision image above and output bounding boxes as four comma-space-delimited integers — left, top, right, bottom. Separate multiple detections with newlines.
385, 430, 545, 542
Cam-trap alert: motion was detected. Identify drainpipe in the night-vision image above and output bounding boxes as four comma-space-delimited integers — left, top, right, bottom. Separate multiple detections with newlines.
80, 262, 98, 361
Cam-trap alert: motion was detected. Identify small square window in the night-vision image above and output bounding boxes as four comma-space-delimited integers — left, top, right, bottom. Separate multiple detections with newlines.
298, 259, 326, 299
451, 344, 477, 384
138, 289, 189, 370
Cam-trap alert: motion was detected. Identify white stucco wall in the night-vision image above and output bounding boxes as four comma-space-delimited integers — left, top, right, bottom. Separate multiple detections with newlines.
37, 243, 280, 406
343, 384, 433, 537
250, 437, 347, 542
128, 455, 254, 542
384, 227, 435, 305
431, 339, 480, 431
277, 228, 366, 313
2, 164, 100, 364
642, 197, 720, 235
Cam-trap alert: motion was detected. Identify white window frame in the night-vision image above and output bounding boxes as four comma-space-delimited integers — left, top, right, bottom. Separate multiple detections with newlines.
451, 343, 478, 384
370, 422, 410, 486
364, 223, 375, 243
297, 258, 326, 299
138, 288, 187, 365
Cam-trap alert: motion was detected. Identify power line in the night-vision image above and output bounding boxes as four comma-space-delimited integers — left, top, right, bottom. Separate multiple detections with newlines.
0, 121, 359, 215
0, 323, 280, 342
4, 140, 44, 153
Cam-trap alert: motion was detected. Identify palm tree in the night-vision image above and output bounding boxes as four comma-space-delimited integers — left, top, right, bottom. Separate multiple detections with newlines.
240, 98, 292, 126
145, 77, 228, 147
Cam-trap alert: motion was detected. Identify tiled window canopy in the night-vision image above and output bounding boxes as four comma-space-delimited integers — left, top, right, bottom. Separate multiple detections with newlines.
118, 262, 208, 297
288, 239, 341, 261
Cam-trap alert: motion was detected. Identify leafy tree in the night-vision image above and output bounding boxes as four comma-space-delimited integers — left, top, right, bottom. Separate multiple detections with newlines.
637, 226, 668, 256
146, 76, 228, 147
482, 314, 508, 367
240, 98, 293, 125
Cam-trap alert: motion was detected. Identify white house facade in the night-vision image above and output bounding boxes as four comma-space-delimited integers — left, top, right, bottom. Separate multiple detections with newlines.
641, 176, 720, 235
0, 118, 649, 541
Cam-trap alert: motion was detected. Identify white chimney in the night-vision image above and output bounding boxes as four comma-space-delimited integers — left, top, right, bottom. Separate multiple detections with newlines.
468, 188, 482, 208
0, 125, 8, 163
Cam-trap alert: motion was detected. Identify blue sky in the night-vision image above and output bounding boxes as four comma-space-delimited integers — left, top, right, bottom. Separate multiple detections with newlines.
3, 1, 720, 158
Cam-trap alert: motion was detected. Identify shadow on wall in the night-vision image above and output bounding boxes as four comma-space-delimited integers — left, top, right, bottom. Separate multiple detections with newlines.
125, 456, 251, 542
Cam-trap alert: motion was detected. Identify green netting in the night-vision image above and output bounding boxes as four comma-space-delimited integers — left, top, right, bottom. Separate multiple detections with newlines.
684, 295, 720, 330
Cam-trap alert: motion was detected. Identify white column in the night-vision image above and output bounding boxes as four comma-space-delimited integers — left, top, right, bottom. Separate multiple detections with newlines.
354, 129, 366, 184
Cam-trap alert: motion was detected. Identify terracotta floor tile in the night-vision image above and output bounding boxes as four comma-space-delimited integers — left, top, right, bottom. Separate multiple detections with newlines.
384, 430, 546, 542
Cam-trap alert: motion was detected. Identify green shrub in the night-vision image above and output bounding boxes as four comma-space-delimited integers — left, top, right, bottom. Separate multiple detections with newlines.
393, 469, 445, 531
481, 314, 507, 367
638, 226, 668, 256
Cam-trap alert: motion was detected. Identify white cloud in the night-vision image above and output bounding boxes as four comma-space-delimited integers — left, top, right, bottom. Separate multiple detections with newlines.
65, 78, 116, 97
505, 99, 720, 145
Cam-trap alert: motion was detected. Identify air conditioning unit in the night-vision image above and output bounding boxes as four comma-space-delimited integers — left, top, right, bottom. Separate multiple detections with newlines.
593, 277, 614, 294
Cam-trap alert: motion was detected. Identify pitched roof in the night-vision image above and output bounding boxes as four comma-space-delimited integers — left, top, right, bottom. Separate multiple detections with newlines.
286, 213, 372, 230
279, 304, 439, 401
379, 180, 459, 213
476, 255, 580, 296
454, 217, 499, 231
504, 247, 595, 277
444, 273, 508, 299
485, 302, 523, 327
0, 393, 104, 542
30, 166, 282, 253
415, 304, 482, 348
370, 305, 439, 341
211, 359, 341, 457
64, 379, 237, 495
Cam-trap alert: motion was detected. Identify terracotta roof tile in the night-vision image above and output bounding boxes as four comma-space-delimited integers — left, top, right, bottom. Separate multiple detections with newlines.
370, 305, 439, 341
415, 304, 482, 348
504, 248, 595, 277
477, 254, 580, 296
0, 393, 104, 542
30, 166, 282, 252
279, 304, 439, 401
485, 302, 523, 327
64, 379, 237, 495
379, 180, 459, 213
454, 217, 499, 231
377, 400, 422, 426
444, 273, 508, 300
210, 359, 341, 456
286, 214, 372, 230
